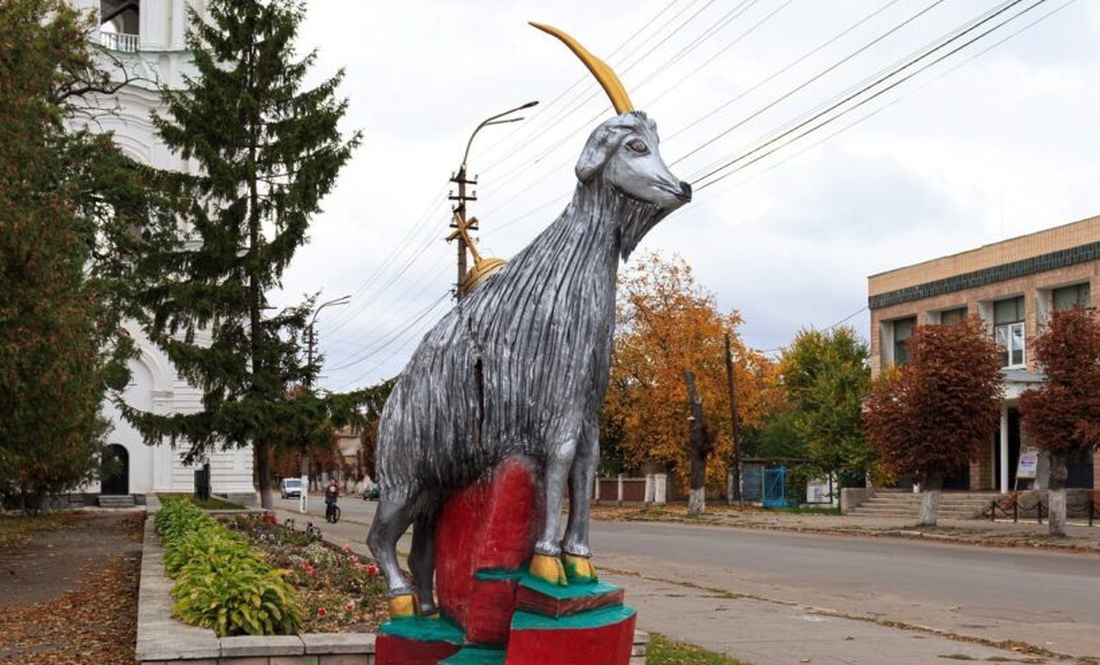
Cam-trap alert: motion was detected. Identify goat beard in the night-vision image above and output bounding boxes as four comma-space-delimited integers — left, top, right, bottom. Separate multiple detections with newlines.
576, 180, 668, 261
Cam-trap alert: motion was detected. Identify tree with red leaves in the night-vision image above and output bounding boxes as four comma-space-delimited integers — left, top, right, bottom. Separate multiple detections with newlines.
1019, 307, 1100, 536
864, 317, 1003, 525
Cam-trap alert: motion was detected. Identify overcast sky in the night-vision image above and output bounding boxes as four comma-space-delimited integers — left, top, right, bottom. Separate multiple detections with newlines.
268, 0, 1100, 391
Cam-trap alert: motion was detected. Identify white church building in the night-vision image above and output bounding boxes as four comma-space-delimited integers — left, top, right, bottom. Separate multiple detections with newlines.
76, 0, 257, 504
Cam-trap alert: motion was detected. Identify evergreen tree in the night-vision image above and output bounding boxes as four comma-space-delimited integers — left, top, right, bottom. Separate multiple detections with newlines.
124, 0, 360, 508
0, 0, 168, 511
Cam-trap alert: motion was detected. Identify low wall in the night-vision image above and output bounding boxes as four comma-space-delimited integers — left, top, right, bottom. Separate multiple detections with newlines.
840, 487, 874, 514
997, 489, 1100, 519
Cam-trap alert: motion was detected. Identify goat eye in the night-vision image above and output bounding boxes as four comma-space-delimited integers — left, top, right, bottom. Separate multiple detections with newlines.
626, 139, 648, 154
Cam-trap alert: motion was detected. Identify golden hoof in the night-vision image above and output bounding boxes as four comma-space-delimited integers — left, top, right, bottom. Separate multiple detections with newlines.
387, 593, 418, 618
562, 553, 598, 583
529, 553, 568, 586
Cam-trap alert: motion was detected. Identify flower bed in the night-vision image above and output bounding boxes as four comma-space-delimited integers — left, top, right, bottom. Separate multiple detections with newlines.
155, 500, 391, 638
222, 513, 389, 633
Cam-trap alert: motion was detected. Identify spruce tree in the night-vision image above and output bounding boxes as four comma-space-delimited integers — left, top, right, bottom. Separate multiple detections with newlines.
125, 0, 360, 508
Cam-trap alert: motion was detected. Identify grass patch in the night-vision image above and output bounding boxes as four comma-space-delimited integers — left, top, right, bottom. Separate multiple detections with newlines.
646, 633, 749, 664
157, 492, 245, 511
0, 512, 70, 548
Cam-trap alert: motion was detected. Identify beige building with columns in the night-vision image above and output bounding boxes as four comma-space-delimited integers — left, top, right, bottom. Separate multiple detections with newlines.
868, 214, 1100, 493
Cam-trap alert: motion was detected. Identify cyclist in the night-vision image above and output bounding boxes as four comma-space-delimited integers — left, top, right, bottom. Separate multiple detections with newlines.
324, 480, 339, 522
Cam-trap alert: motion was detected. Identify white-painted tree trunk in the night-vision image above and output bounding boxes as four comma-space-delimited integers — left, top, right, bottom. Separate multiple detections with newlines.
918, 489, 941, 526
688, 488, 706, 515
1048, 487, 1066, 536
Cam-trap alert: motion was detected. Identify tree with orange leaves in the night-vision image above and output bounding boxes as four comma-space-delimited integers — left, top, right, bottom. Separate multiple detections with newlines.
602, 252, 779, 496
1019, 307, 1100, 536
864, 317, 1002, 525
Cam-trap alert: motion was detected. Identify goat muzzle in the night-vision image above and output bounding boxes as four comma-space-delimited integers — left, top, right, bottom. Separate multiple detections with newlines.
676, 181, 693, 203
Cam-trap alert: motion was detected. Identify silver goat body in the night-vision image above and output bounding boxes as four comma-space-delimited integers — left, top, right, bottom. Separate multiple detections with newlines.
367, 110, 691, 615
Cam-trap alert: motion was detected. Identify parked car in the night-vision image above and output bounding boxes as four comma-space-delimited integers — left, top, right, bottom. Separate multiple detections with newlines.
361, 481, 379, 501
280, 477, 303, 499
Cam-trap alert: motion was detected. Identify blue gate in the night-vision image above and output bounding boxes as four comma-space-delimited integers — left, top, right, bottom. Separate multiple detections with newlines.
762, 466, 788, 508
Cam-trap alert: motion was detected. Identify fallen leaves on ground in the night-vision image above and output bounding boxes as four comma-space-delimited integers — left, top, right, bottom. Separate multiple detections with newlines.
0, 524, 140, 664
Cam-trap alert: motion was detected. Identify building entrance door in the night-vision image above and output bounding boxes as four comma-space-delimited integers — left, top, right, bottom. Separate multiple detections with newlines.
101, 444, 129, 495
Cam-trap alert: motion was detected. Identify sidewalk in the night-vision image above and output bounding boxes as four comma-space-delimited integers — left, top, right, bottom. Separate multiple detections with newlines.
590, 504, 1100, 554
271, 505, 1074, 665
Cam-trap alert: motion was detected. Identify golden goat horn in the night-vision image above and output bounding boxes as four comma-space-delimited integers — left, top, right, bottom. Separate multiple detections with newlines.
530, 22, 634, 115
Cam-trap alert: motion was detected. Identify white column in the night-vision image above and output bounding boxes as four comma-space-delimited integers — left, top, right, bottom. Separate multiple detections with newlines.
644, 474, 654, 503
654, 474, 667, 505
999, 406, 1010, 493
617, 473, 624, 503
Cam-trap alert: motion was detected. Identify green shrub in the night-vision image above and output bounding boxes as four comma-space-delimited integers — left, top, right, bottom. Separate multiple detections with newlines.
155, 498, 301, 636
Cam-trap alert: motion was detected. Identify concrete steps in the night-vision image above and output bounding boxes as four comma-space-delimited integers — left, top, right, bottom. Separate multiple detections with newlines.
98, 494, 136, 509
846, 491, 999, 519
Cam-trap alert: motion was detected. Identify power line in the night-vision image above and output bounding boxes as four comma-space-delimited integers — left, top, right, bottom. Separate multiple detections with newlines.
477, 0, 692, 176
672, 0, 948, 170
322, 185, 448, 332
332, 292, 451, 389
659, 0, 906, 138
704, 0, 1077, 203
326, 291, 450, 373
479, 0, 783, 218
640, 0, 796, 107
690, 0, 1043, 190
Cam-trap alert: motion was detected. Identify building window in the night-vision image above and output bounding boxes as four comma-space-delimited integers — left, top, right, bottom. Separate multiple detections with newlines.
1052, 283, 1090, 311
940, 307, 968, 326
893, 317, 916, 366
994, 296, 1025, 368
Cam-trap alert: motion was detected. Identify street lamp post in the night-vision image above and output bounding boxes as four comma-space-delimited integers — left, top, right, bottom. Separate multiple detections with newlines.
449, 101, 538, 300
299, 294, 350, 514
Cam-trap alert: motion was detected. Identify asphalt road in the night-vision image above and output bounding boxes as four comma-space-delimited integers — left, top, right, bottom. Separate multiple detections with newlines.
276, 495, 1100, 659
590, 520, 1100, 658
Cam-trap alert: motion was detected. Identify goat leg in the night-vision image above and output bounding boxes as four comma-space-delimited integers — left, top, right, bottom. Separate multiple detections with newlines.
561, 420, 598, 582
367, 499, 417, 615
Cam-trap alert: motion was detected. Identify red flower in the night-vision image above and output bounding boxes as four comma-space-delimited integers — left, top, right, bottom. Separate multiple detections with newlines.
317, 607, 327, 618
367, 564, 379, 576
344, 600, 356, 612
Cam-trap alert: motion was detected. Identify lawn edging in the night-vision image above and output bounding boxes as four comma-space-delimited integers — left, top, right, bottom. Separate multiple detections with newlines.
137, 499, 376, 665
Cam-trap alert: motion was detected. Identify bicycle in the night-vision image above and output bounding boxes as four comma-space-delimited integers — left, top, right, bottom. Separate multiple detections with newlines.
325, 503, 341, 524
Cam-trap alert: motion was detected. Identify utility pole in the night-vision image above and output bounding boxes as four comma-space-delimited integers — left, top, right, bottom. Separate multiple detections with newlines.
298, 295, 349, 513
725, 333, 743, 506
448, 101, 538, 300
450, 167, 478, 300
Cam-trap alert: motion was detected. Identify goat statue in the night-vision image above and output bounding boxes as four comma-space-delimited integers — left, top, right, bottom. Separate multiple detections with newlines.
367, 23, 692, 618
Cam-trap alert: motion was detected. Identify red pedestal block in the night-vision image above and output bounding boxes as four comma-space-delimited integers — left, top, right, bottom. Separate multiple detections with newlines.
435, 456, 542, 644
505, 605, 637, 665
376, 456, 637, 665
376, 617, 463, 665
515, 574, 624, 619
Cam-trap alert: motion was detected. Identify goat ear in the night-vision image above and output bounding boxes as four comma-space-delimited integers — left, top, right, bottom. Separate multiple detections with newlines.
575, 124, 617, 183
